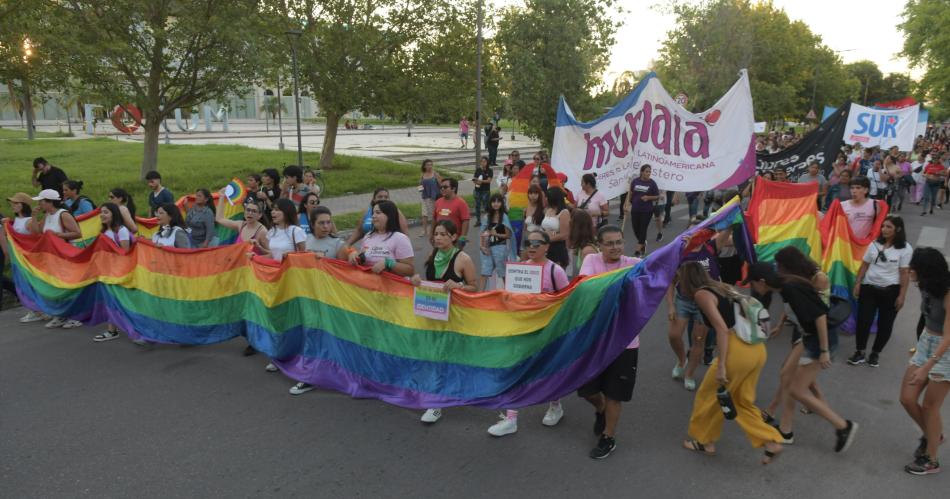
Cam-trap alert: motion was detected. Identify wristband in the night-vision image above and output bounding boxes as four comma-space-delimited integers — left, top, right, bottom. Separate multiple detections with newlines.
820, 349, 829, 353
385, 258, 395, 270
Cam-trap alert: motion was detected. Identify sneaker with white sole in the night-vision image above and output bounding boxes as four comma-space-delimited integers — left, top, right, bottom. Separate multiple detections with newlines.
672, 363, 685, 380
93, 330, 121, 342
420, 408, 442, 424
289, 382, 314, 395
19, 311, 46, 323
684, 378, 697, 391
488, 415, 518, 436
834, 420, 858, 453
44, 317, 66, 328
542, 402, 564, 426
61, 320, 83, 329
265, 363, 279, 372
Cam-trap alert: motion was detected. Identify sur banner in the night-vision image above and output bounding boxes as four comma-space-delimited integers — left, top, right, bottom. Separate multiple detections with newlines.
552, 70, 757, 200
757, 102, 850, 179
843, 102, 919, 150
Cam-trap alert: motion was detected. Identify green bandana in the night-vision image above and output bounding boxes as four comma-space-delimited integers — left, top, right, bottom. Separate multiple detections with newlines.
433, 247, 458, 279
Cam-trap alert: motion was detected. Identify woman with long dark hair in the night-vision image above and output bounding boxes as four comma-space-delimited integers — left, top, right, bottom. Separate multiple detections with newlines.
151, 203, 190, 249
297, 192, 321, 235
93, 202, 133, 343
186, 188, 217, 248
344, 188, 410, 247
677, 262, 784, 464
108, 188, 138, 234
542, 187, 571, 269
346, 200, 414, 277
62, 180, 95, 216
849, 215, 912, 367
900, 247, 950, 475
478, 192, 512, 290
568, 209, 598, 277
261, 198, 305, 262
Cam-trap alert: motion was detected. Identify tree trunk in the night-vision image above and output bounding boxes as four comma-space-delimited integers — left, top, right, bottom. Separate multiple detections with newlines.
141, 119, 161, 179
320, 111, 340, 169
23, 79, 35, 140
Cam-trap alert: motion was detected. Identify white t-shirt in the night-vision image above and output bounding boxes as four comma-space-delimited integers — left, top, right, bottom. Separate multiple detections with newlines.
104, 226, 132, 247
267, 225, 306, 261
42, 209, 67, 234
359, 231, 414, 265
862, 242, 913, 287
13, 216, 31, 235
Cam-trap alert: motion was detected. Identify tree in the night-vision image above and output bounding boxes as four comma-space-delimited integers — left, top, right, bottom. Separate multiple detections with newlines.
0, 2, 56, 139
44, 1, 266, 177
655, 0, 857, 124
900, 0, 950, 111
495, 0, 621, 149
879, 73, 913, 104
270, 0, 441, 169
844, 60, 884, 105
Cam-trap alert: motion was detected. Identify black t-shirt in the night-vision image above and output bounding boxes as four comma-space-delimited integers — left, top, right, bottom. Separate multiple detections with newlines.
489, 222, 507, 245
697, 288, 736, 329
473, 167, 493, 192
37, 166, 68, 193
779, 280, 829, 336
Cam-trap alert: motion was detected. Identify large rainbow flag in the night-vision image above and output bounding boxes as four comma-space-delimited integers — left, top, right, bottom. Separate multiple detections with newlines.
747, 177, 821, 263
72, 192, 243, 247
508, 163, 564, 248
820, 198, 888, 331
7, 202, 748, 409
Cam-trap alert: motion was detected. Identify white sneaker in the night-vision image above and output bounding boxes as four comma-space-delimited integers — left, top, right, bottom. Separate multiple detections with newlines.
488, 415, 518, 437
44, 317, 66, 328
61, 320, 83, 329
19, 311, 45, 323
420, 408, 442, 424
542, 402, 564, 426
289, 382, 315, 395
265, 363, 278, 372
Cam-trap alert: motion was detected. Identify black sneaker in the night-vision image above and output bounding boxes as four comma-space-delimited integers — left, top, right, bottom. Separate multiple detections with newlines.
779, 430, 795, 444
905, 455, 941, 475
656, 232, 664, 242
593, 411, 606, 436
703, 348, 714, 366
915, 437, 928, 459
590, 435, 616, 459
847, 352, 866, 365
867, 352, 880, 367
835, 420, 858, 453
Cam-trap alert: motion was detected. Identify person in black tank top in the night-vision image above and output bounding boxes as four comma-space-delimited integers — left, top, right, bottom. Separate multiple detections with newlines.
411, 220, 479, 426
676, 262, 784, 464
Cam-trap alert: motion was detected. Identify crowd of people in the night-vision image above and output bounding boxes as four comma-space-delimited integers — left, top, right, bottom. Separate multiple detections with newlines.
1, 133, 949, 474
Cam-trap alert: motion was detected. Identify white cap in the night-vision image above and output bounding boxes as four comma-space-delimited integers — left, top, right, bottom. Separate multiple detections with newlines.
32, 189, 61, 201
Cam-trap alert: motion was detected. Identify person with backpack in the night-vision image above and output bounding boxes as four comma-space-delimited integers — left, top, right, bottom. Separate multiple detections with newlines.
62, 180, 95, 216
486, 230, 568, 437
677, 261, 784, 465
745, 262, 859, 454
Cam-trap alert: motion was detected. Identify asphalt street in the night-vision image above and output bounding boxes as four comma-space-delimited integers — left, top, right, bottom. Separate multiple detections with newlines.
1, 200, 948, 498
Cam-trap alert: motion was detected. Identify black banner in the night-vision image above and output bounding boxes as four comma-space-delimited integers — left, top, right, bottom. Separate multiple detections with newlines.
756, 102, 850, 179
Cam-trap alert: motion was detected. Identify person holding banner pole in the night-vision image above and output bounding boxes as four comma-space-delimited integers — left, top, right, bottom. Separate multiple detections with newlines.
414, 220, 479, 424
487, 230, 568, 437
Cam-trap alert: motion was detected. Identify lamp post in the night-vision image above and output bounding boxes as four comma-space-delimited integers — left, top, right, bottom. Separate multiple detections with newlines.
285, 29, 304, 167
22, 37, 35, 140
474, 0, 483, 163
276, 74, 285, 151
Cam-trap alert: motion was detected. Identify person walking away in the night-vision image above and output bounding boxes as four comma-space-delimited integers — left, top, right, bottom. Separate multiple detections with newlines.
419, 159, 442, 238
487, 124, 501, 166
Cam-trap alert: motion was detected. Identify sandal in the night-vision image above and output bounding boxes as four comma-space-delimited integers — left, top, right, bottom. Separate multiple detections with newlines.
683, 439, 716, 456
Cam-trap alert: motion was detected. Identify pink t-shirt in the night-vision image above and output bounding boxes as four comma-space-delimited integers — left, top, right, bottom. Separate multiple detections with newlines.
841, 199, 876, 240
539, 260, 570, 293
360, 231, 414, 265
577, 190, 608, 225
579, 253, 642, 348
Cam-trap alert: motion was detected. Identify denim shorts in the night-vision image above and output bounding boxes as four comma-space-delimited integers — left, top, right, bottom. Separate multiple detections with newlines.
674, 292, 704, 322
480, 244, 508, 278
799, 330, 839, 365
910, 332, 950, 382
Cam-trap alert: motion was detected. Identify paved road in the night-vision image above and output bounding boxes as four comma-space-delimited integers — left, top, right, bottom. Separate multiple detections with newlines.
1, 202, 948, 498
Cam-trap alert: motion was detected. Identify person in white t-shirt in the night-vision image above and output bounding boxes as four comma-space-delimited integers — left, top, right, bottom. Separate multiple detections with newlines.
94, 203, 133, 343
841, 176, 878, 240
262, 198, 306, 262
848, 216, 913, 367
1, 193, 39, 322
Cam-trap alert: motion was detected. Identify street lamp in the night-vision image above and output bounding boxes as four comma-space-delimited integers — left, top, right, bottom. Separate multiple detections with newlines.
22, 36, 35, 140
276, 74, 285, 150
285, 29, 304, 167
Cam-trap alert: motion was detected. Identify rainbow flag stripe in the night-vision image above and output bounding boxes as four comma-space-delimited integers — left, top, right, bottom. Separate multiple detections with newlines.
74, 209, 161, 247
6, 204, 749, 409
747, 177, 821, 263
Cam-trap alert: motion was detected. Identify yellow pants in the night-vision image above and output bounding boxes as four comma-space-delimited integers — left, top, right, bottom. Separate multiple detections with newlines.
688, 333, 782, 448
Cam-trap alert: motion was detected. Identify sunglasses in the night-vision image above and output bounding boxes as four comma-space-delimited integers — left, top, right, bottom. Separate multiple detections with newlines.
526, 239, 547, 248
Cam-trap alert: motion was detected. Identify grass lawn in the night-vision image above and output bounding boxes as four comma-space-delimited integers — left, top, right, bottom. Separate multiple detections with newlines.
0, 138, 422, 216
0, 128, 73, 139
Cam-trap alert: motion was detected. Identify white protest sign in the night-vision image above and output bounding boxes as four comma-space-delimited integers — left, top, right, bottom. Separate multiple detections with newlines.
843, 102, 919, 151
505, 262, 543, 294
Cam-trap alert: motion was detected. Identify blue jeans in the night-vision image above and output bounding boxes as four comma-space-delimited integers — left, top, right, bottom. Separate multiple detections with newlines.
922, 181, 942, 212
474, 190, 490, 225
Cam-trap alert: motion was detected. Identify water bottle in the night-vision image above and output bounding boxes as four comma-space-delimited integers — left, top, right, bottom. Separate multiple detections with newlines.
717, 386, 737, 420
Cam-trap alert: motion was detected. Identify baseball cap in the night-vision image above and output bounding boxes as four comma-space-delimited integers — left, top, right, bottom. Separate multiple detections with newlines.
32, 189, 61, 202
742, 262, 781, 287
7, 192, 33, 204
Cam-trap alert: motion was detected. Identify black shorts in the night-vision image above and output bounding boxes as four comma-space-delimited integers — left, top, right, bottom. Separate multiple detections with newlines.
577, 348, 638, 402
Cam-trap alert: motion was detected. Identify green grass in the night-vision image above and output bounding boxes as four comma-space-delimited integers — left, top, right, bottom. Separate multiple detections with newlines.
0, 128, 73, 139
0, 138, 423, 216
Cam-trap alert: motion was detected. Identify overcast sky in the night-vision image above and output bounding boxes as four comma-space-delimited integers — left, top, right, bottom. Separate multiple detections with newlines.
497, 0, 918, 84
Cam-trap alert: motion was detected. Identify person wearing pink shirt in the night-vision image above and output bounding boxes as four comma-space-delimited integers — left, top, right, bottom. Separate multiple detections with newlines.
459, 116, 470, 149
576, 225, 642, 459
